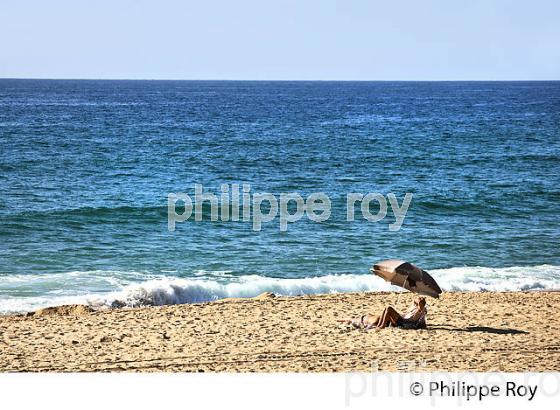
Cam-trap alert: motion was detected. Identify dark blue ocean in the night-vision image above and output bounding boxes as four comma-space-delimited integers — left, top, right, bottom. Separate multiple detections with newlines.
1, 80, 559, 312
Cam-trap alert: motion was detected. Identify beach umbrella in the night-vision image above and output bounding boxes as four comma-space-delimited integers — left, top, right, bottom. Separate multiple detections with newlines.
370, 259, 442, 298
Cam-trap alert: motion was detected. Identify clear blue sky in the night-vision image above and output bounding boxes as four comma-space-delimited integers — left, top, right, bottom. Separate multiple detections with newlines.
1, 0, 558, 80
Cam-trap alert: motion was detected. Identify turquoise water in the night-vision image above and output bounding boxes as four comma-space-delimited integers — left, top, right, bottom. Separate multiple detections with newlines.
1, 80, 559, 312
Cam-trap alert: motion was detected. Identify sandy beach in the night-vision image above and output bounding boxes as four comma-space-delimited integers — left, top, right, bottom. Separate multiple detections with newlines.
0, 291, 558, 372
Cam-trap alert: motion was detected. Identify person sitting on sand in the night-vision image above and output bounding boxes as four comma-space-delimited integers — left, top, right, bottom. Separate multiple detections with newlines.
342, 296, 427, 330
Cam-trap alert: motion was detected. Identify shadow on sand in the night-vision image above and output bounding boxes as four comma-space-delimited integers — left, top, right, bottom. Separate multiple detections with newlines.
429, 325, 528, 335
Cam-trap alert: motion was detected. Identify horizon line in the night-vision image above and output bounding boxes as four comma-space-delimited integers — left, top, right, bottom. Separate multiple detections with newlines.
1, 77, 559, 82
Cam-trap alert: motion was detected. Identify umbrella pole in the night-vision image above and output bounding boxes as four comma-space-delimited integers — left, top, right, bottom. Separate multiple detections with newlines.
395, 275, 408, 308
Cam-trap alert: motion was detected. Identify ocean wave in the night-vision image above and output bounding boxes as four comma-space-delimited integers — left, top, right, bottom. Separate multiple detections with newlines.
3, 202, 240, 222
431, 265, 560, 292
0, 265, 559, 314
3, 204, 168, 220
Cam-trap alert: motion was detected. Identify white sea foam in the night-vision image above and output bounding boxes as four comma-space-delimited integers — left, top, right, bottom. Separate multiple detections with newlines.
0, 265, 559, 314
